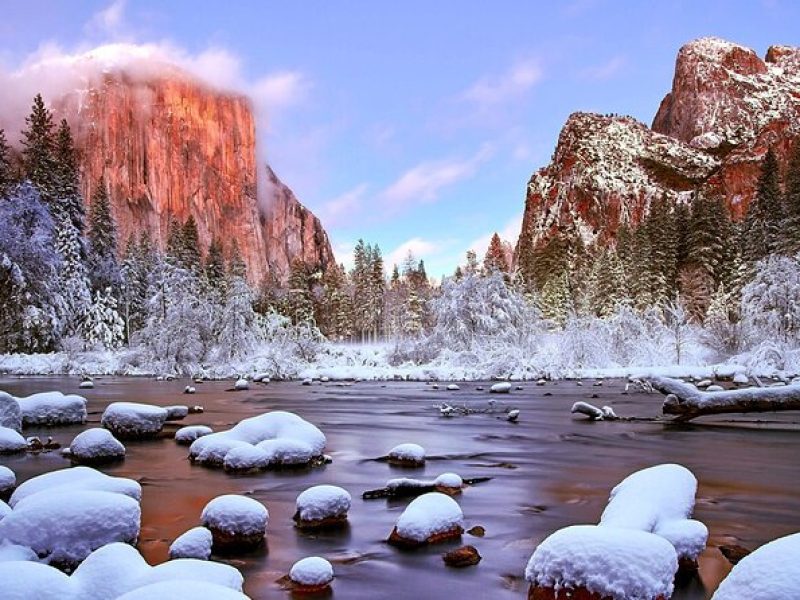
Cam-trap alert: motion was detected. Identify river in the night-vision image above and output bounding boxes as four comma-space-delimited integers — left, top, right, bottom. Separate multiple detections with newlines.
1, 376, 798, 599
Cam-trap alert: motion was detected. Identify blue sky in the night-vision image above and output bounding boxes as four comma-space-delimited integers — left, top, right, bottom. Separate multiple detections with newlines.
2, 1, 799, 277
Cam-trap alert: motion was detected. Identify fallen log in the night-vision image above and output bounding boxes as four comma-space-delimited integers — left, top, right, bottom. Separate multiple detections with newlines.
649, 376, 800, 422
362, 476, 491, 500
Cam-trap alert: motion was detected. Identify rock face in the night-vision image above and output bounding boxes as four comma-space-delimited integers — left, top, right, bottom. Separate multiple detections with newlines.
55, 69, 333, 282
516, 37, 800, 256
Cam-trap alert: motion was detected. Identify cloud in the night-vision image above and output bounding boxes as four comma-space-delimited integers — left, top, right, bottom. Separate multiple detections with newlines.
579, 55, 627, 81
460, 59, 543, 107
385, 237, 457, 271
380, 144, 494, 210
251, 71, 312, 124
85, 0, 128, 38
318, 183, 368, 227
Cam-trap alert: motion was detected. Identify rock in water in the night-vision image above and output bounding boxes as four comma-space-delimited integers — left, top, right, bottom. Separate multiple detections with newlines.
443, 545, 482, 568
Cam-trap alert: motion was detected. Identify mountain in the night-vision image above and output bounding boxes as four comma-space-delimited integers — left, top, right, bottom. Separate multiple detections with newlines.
516, 37, 800, 259
53, 65, 333, 282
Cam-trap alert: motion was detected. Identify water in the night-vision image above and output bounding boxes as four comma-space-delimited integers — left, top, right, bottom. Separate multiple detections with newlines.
2, 376, 799, 599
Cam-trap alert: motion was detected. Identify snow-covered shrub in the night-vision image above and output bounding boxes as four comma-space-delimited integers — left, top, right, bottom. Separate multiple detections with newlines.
742, 255, 800, 345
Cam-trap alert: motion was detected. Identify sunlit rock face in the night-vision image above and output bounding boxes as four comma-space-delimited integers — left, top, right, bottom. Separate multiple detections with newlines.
56, 68, 333, 282
516, 37, 800, 258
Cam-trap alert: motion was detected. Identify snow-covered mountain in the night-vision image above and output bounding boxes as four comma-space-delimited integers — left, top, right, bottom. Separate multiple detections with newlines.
516, 37, 800, 258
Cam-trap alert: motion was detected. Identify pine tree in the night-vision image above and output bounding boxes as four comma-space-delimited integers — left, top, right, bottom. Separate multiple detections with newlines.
54, 213, 91, 338
646, 195, 679, 302
205, 237, 226, 291
287, 258, 314, 325
214, 273, 258, 361
180, 215, 202, 270
484, 232, 509, 273
83, 288, 125, 350
782, 138, 800, 254
21, 94, 58, 204
87, 180, 120, 291
516, 217, 537, 290
53, 119, 85, 233
743, 148, 784, 262
228, 241, 247, 279
0, 128, 13, 198
539, 270, 571, 326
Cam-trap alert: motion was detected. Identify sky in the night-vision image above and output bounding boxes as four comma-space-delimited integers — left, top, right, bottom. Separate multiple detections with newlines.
1, 1, 799, 277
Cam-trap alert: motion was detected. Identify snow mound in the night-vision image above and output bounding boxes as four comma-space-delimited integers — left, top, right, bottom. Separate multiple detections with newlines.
164, 405, 188, 420
0, 489, 140, 566
0, 560, 73, 598
175, 425, 213, 444
289, 556, 334, 588
169, 527, 213, 560
223, 445, 269, 471
201, 495, 268, 550
15, 391, 87, 426
295, 485, 351, 525
0, 499, 10, 522
0, 465, 15, 495
0, 391, 22, 431
711, 532, 800, 600
9, 466, 141, 507
68, 428, 125, 463
101, 402, 168, 438
525, 525, 678, 600
434, 473, 463, 489
188, 411, 325, 468
116, 580, 249, 600
0, 540, 37, 561
0, 426, 27, 453
387, 443, 426, 465
392, 492, 464, 544
490, 382, 511, 393
234, 378, 249, 391
446, 384, 460, 390
600, 464, 707, 560
79, 380, 94, 389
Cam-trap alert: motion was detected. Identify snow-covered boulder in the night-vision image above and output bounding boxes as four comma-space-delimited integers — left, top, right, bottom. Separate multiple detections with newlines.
79, 380, 94, 390
0, 560, 73, 598
706, 384, 725, 392
0, 499, 10, 523
387, 443, 426, 467
696, 379, 713, 388
201, 495, 269, 552
0, 489, 141, 568
0, 465, 15, 501
525, 525, 678, 600
116, 581, 249, 600
294, 485, 351, 529
16, 391, 87, 426
183, 386, 196, 395
175, 425, 213, 445
223, 445, 270, 472
188, 411, 326, 469
711, 532, 800, 600
434, 473, 463, 495
101, 402, 168, 439
169, 527, 213, 560
490, 382, 511, 394
446, 384, 460, 391
9, 466, 141, 507
67, 428, 126, 464
388, 492, 464, 548
0, 426, 27, 453
164, 405, 189, 420
289, 557, 334, 593
233, 378, 249, 391
252, 372, 270, 383
0, 391, 22, 432
301, 378, 313, 386
732, 373, 749, 385
0, 540, 37, 561
600, 464, 708, 564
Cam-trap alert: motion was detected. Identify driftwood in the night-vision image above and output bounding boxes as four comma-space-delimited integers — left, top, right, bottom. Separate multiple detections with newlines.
362, 476, 491, 500
649, 376, 800, 422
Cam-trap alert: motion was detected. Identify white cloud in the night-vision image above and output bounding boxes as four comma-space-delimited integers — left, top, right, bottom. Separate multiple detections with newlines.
386, 237, 450, 270
380, 144, 494, 209
579, 55, 627, 81
85, 0, 128, 38
251, 71, 311, 123
318, 183, 368, 227
461, 59, 543, 107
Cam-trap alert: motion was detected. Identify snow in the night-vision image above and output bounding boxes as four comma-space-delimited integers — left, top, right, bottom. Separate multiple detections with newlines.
164, 405, 188, 420
201, 495, 268, 537
253, 372, 270, 382
394, 492, 464, 543
184, 385, 196, 394
446, 384, 460, 390
490, 382, 511, 393
388, 443, 426, 463
600, 464, 707, 560
289, 556, 334, 587
651, 376, 800, 413
175, 425, 213, 444
0, 489, 140, 565
189, 411, 325, 468
79, 380, 94, 389
0, 465, 15, 493
0, 500, 10, 522
571, 401, 605, 420
0, 561, 73, 599
101, 402, 168, 437
295, 485, 351, 522
711, 532, 800, 600
223, 445, 269, 471
525, 525, 678, 600
169, 526, 213, 560
115, 581, 249, 600
0, 540, 37, 561
0, 391, 22, 431
15, 391, 87, 426
68, 428, 125, 463
234, 377, 249, 391
434, 473, 463, 489
0, 426, 27, 453
9, 466, 141, 507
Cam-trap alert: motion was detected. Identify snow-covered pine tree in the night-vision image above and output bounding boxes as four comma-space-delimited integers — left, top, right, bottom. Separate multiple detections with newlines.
782, 138, 800, 254
204, 236, 226, 293
180, 215, 202, 271
0, 128, 13, 198
54, 213, 91, 338
20, 94, 57, 205
538, 270, 571, 326
82, 287, 125, 350
87, 180, 121, 291
53, 119, 85, 234
630, 224, 656, 310
368, 245, 386, 340
213, 271, 258, 361
287, 258, 315, 325
227, 241, 247, 279
646, 195, 679, 303
483, 232, 509, 274
587, 246, 625, 317
743, 148, 784, 263
703, 283, 741, 356
741, 254, 800, 345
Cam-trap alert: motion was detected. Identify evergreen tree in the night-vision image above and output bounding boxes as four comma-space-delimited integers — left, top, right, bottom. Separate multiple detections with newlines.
53, 119, 85, 233
782, 138, 800, 253
54, 213, 91, 338
180, 215, 202, 270
228, 241, 247, 279
646, 195, 679, 302
0, 128, 13, 198
21, 94, 57, 204
516, 217, 537, 290
539, 270, 571, 326
743, 148, 784, 262
83, 288, 125, 350
214, 273, 258, 361
483, 232, 509, 274
205, 237, 226, 291
87, 180, 120, 291
287, 258, 315, 325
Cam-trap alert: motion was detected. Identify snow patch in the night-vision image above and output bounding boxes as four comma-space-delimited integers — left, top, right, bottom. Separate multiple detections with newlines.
169, 527, 213, 560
